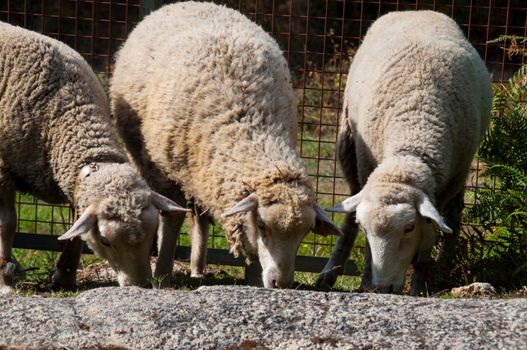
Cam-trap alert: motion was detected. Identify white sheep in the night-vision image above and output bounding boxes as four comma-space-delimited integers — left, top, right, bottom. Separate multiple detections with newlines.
110, 1, 341, 288
319, 11, 492, 294
0, 21, 189, 293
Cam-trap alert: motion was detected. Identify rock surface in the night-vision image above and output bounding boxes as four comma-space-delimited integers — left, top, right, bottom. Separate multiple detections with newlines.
451, 282, 497, 298
1, 286, 526, 349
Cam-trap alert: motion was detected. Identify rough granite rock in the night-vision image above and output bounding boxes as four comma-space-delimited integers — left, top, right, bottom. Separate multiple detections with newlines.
451, 282, 497, 298
0, 286, 526, 349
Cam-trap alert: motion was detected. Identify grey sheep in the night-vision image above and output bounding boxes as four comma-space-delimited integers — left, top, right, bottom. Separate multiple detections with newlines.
0, 21, 188, 293
110, 1, 341, 288
320, 11, 492, 294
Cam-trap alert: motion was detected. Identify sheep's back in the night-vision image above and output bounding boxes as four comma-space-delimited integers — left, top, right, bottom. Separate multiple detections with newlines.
0, 22, 125, 202
344, 11, 492, 188
111, 2, 297, 193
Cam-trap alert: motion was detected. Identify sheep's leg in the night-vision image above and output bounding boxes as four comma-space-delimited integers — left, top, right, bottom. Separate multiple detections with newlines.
316, 115, 362, 289
0, 188, 20, 294
189, 204, 210, 278
410, 248, 432, 296
438, 191, 464, 257
52, 236, 83, 289
434, 191, 464, 289
359, 238, 373, 291
316, 212, 359, 289
153, 212, 186, 288
410, 185, 465, 295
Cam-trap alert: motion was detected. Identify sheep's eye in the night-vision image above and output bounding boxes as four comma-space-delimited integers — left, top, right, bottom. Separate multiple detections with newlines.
100, 235, 111, 247
257, 219, 267, 233
403, 224, 415, 234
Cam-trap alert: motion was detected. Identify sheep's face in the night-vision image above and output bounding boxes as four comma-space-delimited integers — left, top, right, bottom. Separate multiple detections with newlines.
356, 197, 435, 293
246, 203, 315, 288
328, 184, 452, 294
222, 186, 341, 289
84, 200, 159, 287
58, 164, 190, 287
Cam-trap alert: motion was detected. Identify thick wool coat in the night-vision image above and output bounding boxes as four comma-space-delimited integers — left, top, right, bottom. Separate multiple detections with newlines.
0, 21, 154, 246
111, 2, 316, 258
339, 11, 492, 207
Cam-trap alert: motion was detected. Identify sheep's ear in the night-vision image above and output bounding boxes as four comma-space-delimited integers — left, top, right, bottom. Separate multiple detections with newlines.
417, 194, 453, 234
312, 204, 343, 236
221, 193, 258, 218
326, 191, 363, 213
58, 204, 97, 240
151, 192, 191, 214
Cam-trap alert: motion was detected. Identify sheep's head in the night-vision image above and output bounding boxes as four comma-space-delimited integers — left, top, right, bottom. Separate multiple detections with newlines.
58, 163, 189, 287
328, 183, 452, 293
222, 181, 342, 289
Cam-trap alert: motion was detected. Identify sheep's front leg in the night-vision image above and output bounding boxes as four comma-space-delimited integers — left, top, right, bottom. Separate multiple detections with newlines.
0, 189, 20, 294
153, 212, 186, 288
411, 190, 464, 295
189, 204, 210, 278
434, 191, 464, 290
52, 237, 83, 289
410, 249, 433, 296
359, 239, 372, 291
316, 212, 358, 289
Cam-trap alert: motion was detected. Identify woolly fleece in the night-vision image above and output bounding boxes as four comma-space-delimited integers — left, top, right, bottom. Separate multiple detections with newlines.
341, 10, 492, 207
0, 22, 160, 287
111, 2, 316, 259
0, 21, 129, 203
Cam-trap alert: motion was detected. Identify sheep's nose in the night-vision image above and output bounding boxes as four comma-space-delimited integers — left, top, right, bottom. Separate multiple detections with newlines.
266, 270, 288, 288
272, 279, 289, 288
268, 271, 281, 288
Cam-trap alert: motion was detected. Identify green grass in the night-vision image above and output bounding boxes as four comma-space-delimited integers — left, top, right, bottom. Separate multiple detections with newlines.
168, 264, 245, 290
294, 271, 362, 292
16, 194, 71, 235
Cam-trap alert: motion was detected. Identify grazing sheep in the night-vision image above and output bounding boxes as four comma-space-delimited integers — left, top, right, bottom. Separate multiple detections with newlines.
0, 22, 188, 293
110, 1, 341, 288
318, 11, 492, 294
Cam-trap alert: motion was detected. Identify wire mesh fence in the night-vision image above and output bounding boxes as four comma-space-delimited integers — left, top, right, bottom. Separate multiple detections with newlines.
1, 0, 525, 274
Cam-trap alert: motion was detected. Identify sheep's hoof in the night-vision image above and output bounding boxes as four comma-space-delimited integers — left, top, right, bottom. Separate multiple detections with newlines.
190, 267, 205, 278
316, 262, 344, 289
0, 258, 25, 287
152, 274, 172, 289
315, 270, 339, 289
51, 269, 77, 290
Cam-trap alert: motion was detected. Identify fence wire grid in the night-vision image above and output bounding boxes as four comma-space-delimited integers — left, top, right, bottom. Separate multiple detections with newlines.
1, 0, 525, 266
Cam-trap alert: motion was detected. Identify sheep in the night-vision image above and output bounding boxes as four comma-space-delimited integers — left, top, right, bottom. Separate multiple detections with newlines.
0, 21, 189, 293
318, 11, 492, 294
110, 1, 342, 289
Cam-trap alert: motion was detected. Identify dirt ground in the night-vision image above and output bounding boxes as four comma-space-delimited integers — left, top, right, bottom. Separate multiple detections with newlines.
15, 258, 246, 296
14, 257, 527, 299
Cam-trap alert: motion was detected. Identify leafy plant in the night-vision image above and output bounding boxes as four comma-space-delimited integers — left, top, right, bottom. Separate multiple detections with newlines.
462, 35, 527, 289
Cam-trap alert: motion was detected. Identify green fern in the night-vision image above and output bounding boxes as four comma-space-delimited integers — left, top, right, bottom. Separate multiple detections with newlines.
464, 36, 527, 289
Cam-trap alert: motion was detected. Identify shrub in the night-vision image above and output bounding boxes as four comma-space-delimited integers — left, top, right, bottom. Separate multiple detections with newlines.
460, 36, 527, 289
